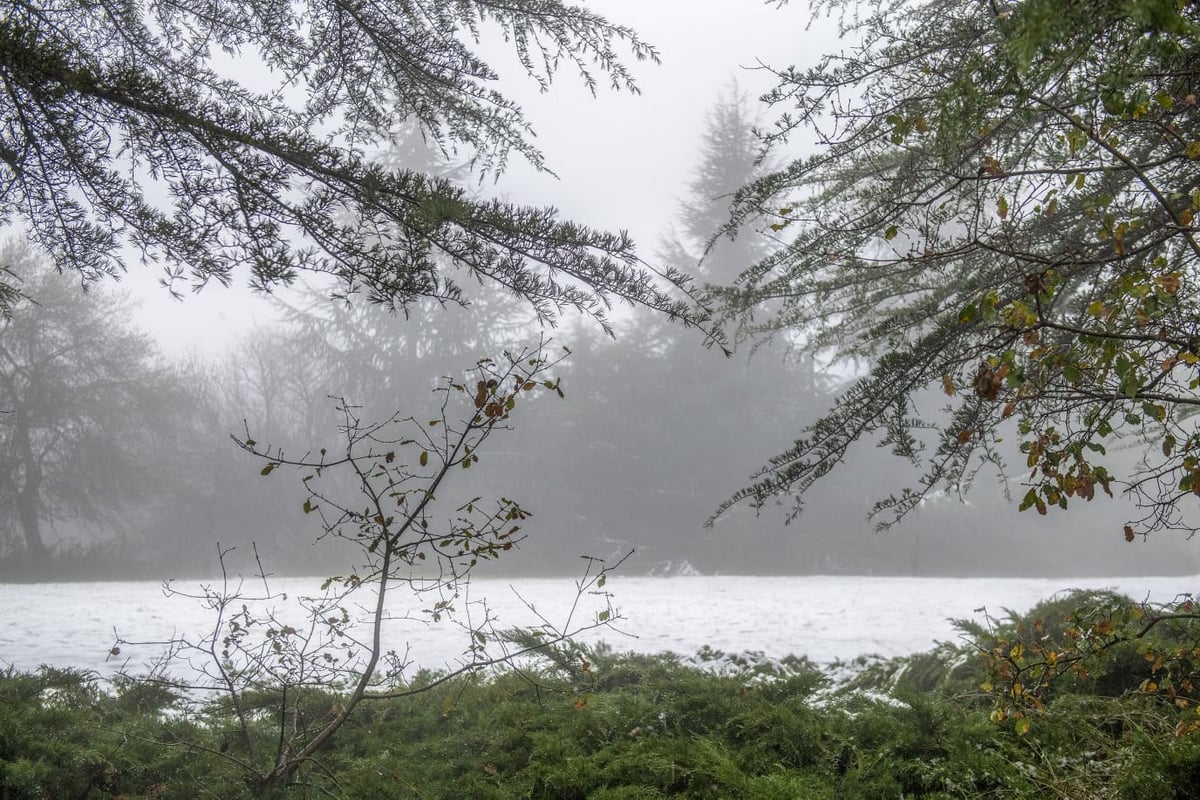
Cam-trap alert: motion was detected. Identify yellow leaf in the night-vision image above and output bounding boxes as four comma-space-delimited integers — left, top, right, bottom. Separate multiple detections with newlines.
997, 196, 1009, 220
980, 156, 1003, 176
1015, 717, 1031, 736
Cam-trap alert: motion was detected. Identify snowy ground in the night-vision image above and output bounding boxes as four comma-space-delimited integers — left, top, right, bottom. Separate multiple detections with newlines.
3, 574, 1196, 679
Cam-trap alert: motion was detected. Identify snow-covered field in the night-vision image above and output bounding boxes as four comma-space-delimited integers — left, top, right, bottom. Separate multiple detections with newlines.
3, 574, 1197, 678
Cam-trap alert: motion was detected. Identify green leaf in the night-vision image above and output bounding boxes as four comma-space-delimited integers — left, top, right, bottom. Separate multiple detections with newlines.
884, 225, 899, 241
260, 463, 276, 476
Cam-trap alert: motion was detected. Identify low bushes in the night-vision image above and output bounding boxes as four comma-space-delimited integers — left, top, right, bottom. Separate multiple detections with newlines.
3, 589, 1199, 798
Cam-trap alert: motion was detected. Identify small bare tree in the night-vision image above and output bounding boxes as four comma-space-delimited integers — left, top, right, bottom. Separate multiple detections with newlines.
115, 341, 622, 796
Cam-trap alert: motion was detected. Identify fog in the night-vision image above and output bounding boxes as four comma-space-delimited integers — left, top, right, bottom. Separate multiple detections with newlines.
123, 1, 818, 357
4, 1, 1199, 582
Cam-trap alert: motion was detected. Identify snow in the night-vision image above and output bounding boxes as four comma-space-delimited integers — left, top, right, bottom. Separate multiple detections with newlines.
2, 574, 1195, 679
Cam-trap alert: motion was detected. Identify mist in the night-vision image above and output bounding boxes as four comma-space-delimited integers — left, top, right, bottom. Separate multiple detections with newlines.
3, 1, 1198, 582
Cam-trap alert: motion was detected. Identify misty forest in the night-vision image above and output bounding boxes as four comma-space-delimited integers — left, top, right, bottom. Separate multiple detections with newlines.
5, 0, 1200, 798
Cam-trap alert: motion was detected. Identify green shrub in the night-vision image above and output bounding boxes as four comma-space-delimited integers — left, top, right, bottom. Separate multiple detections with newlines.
4, 590, 1200, 799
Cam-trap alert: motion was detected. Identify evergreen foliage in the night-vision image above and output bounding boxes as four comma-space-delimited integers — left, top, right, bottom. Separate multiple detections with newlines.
716, 0, 1200, 538
0, 0, 699, 332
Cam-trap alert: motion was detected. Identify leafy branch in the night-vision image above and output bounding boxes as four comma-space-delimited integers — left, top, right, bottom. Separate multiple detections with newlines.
113, 340, 625, 796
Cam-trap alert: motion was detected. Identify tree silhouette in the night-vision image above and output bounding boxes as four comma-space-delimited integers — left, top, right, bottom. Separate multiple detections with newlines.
550, 89, 829, 573
0, 240, 185, 564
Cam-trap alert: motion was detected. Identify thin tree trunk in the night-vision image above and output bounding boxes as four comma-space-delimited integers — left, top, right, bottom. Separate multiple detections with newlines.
12, 409, 49, 564
16, 480, 48, 563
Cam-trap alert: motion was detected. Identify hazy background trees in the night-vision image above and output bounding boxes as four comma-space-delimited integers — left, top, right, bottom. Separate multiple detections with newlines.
0, 241, 189, 570
518, 88, 824, 574
3, 1, 1199, 579
5, 75, 1200, 577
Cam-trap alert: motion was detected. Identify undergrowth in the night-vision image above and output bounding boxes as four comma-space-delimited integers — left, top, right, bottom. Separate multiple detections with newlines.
3, 589, 1200, 798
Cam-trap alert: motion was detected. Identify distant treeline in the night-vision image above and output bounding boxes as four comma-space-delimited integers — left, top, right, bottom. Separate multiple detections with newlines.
2, 104, 1198, 581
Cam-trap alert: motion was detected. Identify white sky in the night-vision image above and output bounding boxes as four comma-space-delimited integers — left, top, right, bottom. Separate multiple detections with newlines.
126, 0, 830, 357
